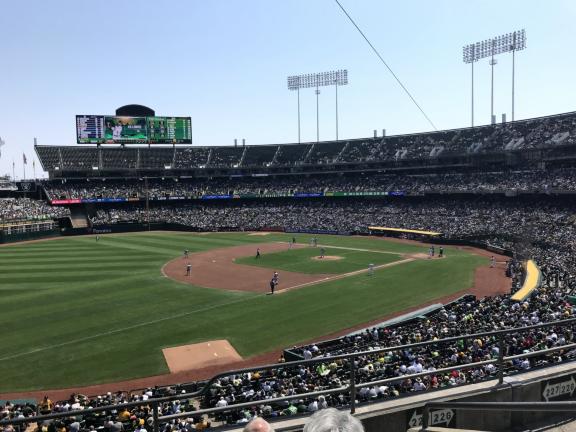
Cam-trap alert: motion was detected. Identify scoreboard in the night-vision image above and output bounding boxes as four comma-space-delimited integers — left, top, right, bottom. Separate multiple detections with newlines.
76, 115, 192, 144
76, 115, 105, 144
147, 117, 192, 144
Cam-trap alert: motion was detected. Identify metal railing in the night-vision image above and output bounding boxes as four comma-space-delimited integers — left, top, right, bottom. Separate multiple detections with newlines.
421, 401, 576, 431
2, 316, 576, 432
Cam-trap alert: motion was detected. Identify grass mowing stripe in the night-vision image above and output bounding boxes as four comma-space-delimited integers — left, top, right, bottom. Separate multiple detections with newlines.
0, 294, 258, 363
0, 233, 486, 391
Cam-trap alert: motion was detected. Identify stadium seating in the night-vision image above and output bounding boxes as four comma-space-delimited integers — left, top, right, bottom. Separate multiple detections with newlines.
36, 111, 576, 172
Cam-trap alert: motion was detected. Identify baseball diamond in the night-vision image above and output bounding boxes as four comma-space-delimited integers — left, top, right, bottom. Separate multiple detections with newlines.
0, 232, 506, 395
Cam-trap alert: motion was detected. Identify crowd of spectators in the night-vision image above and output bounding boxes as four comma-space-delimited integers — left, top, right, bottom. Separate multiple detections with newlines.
89, 196, 576, 266
43, 168, 576, 200
0, 197, 69, 222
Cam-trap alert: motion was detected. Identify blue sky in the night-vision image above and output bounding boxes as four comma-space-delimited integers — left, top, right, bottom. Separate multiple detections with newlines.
0, 0, 575, 178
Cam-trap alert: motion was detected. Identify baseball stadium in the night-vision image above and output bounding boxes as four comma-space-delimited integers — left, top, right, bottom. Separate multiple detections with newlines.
2, 2, 576, 432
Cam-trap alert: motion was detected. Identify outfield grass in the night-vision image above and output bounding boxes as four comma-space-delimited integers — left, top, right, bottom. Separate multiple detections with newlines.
0, 232, 485, 392
235, 246, 402, 274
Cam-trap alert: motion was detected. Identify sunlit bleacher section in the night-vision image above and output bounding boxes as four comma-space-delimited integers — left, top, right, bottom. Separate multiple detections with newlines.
0, 197, 69, 243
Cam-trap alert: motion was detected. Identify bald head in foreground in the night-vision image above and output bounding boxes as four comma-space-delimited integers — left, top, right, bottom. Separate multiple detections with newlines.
243, 417, 275, 432
303, 408, 364, 432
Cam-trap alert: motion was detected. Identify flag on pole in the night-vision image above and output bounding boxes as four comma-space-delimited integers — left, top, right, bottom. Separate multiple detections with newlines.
23, 153, 27, 164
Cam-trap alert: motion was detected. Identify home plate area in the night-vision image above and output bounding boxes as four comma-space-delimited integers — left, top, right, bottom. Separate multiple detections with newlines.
162, 340, 242, 373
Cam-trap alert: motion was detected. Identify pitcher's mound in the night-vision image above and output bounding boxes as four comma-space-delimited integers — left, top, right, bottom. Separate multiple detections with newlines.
311, 255, 343, 261
162, 340, 242, 373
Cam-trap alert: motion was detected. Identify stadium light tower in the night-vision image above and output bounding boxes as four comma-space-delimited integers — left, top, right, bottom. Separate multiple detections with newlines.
287, 70, 348, 143
463, 29, 526, 125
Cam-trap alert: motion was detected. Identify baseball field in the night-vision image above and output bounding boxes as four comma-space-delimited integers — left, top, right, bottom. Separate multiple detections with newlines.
0, 232, 494, 394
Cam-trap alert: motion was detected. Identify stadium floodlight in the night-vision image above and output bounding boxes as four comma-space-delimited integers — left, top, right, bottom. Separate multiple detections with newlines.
463, 29, 526, 125
287, 70, 349, 143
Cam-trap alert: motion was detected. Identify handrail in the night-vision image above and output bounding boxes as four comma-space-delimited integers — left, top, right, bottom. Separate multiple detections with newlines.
421, 401, 576, 431
2, 318, 576, 430
191, 315, 576, 393
153, 341, 576, 424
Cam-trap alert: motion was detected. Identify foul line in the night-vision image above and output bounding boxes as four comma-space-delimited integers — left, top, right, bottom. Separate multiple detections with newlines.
276, 258, 415, 294
0, 296, 254, 363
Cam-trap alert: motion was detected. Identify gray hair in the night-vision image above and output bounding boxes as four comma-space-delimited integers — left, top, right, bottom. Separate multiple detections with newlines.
303, 408, 364, 432
243, 417, 275, 432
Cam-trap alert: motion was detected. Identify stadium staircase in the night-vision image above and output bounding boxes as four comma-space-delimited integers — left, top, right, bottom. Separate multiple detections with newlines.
239, 146, 247, 166
303, 143, 315, 163
270, 145, 281, 165
69, 207, 89, 228
336, 141, 350, 161
171, 148, 177, 168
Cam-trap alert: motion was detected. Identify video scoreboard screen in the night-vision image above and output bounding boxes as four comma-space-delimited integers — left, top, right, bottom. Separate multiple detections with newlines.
76, 115, 192, 144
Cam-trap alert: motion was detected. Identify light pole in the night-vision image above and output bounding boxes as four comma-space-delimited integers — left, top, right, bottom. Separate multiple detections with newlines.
463, 29, 526, 125
315, 86, 320, 142
490, 49, 497, 124
287, 70, 349, 143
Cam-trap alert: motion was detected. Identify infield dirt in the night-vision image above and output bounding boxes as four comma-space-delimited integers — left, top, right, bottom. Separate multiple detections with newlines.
162, 242, 333, 292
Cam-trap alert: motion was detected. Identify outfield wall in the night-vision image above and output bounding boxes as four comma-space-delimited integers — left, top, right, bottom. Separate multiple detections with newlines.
0, 228, 61, 244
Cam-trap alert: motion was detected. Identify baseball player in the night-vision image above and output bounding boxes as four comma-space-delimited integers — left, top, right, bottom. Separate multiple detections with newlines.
269, 277, 276, 294
490, 256, 496, 268
320, 247, 325, 259
186, 263, 192, 276
439, 246, 444, 258
184, 249, 189, 259
256, 248, 261, 259
368, 263, 375, 276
